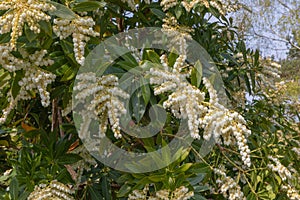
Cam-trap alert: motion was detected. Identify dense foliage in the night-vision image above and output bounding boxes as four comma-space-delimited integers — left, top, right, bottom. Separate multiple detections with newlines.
0, 0, 299, 200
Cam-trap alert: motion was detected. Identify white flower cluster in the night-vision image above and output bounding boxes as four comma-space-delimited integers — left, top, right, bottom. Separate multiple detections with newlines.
181, 0, 210, 12
180, 0, 241, 14
282, 185, 300, 200
160, 0, 178, 11
161, 14, 193, 59
28, 180, 74, 200
0, 45, 25, 72
53, 16, 99, 66
149, 63, 206, 140
149, 56, 252, 167
18, 66, 56, 107
128, 184, 194, 200
214, 168, 246, 200
201, 78, 251, 167
74, 73, 129, 138
0, 48, 55, 124
0, 0, 56, 49
267, 156, 292, 181
292, 147, 300, 157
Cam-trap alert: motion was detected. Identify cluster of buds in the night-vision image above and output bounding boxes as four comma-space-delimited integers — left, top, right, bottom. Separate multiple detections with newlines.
0, 48, 55, 124
214, 168, 245, 200
160, 0, 178, 11
74, 73, 129, 139
201, 78, 251, 167
0, 0, 56, 49
18, 66, 56, 107
149, 55, 252, 167
282, 185, 300, 200
149, 61, 207, 140
162, 14, 193, 58
28, 180, 74, 200
53, 16, 99, 66
181, 0, 210, 12
128, 184, 194, 200
267, 156, 293, 181
180, 0, 241, 14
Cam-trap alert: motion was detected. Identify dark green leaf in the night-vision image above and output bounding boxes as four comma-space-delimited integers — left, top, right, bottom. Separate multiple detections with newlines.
101, 176, 111, 200
9, 177, 18, 200
57, 153, 82, 165
12, 70, 24, 99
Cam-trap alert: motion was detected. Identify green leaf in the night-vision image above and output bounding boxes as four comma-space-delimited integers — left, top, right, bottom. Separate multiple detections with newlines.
101, 176, 111, 200
192, 194, 207, 200
57, 153, 82, 165
176, 163, 193, 173
168, 50, 178, 67
73, 1, 106, 12
191, 61, 203, 87
194, 185, 210, 192
12, 70, 24, 99
87, 184, 103, 200
146, 50, 161, 63
24, 25, 37, 43
131, 87, 146, 122
39, 21, 52, 36
148, 174, 166, 182
117, 184, 132, 197
9, 177, 18, 200
174, 6, 183, 18
48, 1, 76, 20
17, 191, 30, 200
141, 82, 150, 105
60, 65, 78, 81
0, 32, 10, 43
187, 174, 205, 185
150, 8, 165, 19
161, 139, 171, 165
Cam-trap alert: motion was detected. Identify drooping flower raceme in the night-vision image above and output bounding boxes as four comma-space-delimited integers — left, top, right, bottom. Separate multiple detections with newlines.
201, 78, 252, 167
0, 0, 56, 49
267, 156, 293, 181
53, 16, 100, 66
214, 168, 246, 200
179, 0, 241, 14
161, 14, 193, 59
0, 47, 55, 124
74, 73, 129, 139
149, 54, 252, 167
28, 180, 74, 200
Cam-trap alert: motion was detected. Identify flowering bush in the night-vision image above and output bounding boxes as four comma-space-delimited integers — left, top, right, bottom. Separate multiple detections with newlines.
0, 0, 299, 200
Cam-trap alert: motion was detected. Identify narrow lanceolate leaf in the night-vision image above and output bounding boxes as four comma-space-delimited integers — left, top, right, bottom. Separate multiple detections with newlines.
9, 177, 19, 200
